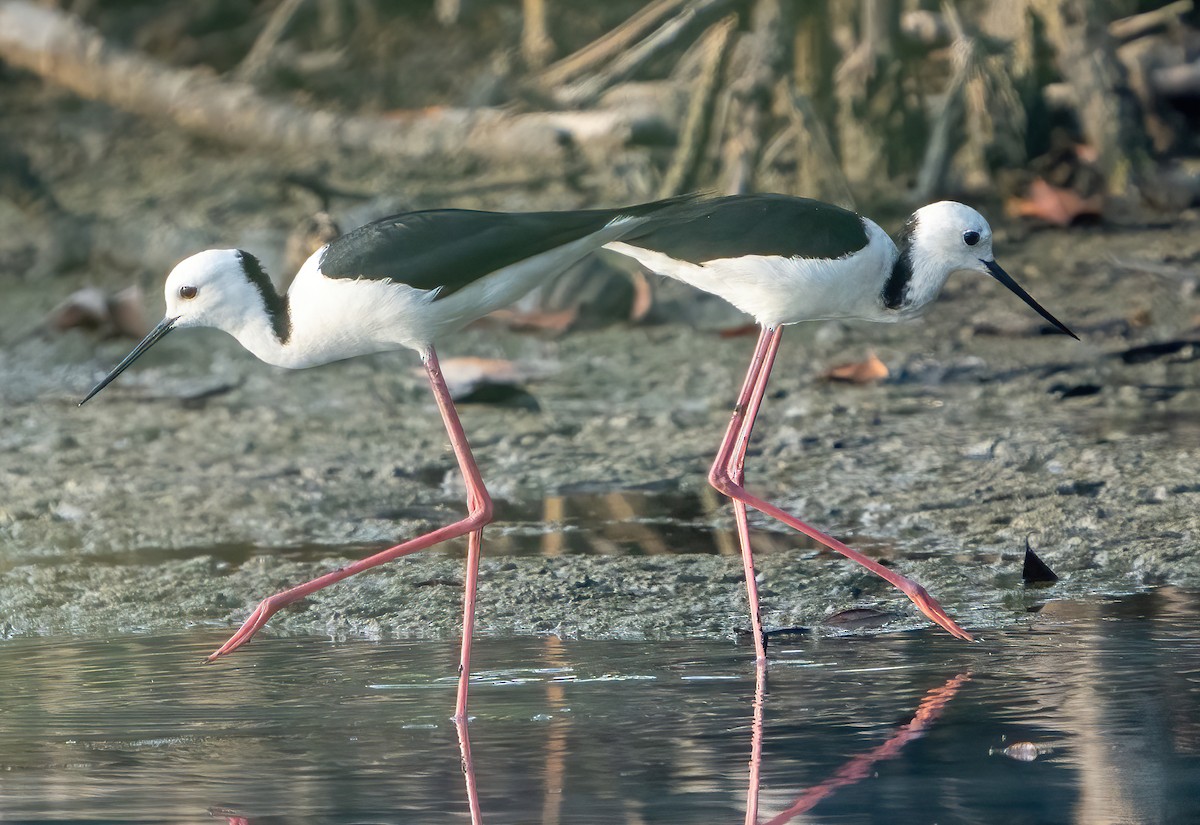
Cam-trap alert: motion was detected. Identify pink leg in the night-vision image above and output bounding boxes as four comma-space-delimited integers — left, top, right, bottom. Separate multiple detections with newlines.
455, 715, 483, 825
709, 328, 973, 642
744, 659, 767, 825
455, 527, 482, 722
711, 327, 777, 663
209, 347, 495, 711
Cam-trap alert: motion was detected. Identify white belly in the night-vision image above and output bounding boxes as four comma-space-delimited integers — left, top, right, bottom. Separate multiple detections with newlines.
607, 225, 899, 329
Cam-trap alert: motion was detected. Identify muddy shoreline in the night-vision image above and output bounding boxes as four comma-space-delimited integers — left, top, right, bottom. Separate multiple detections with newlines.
3, 212, 1199, 642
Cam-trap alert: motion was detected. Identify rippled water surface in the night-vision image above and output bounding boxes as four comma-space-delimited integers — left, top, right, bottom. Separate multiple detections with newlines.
2, 589, 1199, 824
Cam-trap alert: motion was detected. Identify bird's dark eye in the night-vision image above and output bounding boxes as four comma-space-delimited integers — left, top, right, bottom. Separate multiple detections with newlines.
179, 285, 199, 300
963, 230, 981, 246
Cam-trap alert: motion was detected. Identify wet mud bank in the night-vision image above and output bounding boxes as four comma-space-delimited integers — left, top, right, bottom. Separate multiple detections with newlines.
2, 214, 1200, 643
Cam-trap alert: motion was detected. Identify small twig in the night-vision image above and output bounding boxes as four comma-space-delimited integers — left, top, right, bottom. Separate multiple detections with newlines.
233, 0, 307, 84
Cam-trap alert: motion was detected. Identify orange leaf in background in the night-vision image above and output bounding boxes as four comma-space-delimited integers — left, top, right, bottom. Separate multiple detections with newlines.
1006, 177, 1105, 227
628, 269, 654, 322
46, 287, 108, 332
478, 306, 579, 334
821, 352, 889, 384
46, 285, 147, 339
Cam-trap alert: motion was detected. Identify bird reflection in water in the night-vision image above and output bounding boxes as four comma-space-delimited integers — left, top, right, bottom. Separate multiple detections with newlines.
747, 669, 971, 824
208, 665, 966, 825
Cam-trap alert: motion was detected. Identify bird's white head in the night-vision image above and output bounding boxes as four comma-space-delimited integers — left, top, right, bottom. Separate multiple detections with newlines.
896, 201, 1076, 338
908, 201, 995, 277
80, 248, 289, 405
163, 248, 269, 332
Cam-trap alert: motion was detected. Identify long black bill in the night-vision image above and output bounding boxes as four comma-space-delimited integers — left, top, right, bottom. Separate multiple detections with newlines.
982, 259, 1078, 340
79, 316, 178, 406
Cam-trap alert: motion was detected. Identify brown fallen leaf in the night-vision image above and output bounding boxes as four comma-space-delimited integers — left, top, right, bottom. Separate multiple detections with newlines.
1128, 307, 1152, 327
1006, 177, 1105, 227
46, 287, 109, 332
107, 285, 148, 339
479, 306, 579, 334
821, 351, 889, 384
628, 269, 654, 322
45, 285, 147, 339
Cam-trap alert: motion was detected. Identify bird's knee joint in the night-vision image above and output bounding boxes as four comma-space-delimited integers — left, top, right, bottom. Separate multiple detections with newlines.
469, 500, 494, 526
708, 471, 734, 495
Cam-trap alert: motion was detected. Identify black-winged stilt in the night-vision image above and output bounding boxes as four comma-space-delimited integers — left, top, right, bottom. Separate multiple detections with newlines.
79, 197, 690, 719
606, 194, 1077, 658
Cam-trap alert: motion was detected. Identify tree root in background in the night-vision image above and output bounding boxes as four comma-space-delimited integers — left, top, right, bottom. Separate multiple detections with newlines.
2, 0, 1200, 286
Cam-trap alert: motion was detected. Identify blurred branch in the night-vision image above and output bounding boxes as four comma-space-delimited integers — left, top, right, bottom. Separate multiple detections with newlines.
538, 0, 691, 88
0, 0, 659, 171
552, 0, 743, 107
1109, 0, 1193, 43
522, 0, 555, 69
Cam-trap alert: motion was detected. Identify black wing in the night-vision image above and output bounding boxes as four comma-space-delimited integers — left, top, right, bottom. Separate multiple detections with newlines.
620, 194, 870, 263
319, 198, 693, 299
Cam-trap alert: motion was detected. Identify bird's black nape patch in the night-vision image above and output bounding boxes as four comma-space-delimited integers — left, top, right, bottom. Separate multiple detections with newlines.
237, 251, 291, 343
882, 214, 918, 309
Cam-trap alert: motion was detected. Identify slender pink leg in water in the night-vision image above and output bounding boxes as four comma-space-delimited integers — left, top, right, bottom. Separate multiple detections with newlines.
209, 347, 494, 717
709, 327, 777, 662
455, 715, 484, 825
709, 327, 973, 644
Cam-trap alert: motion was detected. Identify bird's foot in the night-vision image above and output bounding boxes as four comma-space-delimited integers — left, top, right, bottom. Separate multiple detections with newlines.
902, 583, 973, 641
207, 597, 281, 661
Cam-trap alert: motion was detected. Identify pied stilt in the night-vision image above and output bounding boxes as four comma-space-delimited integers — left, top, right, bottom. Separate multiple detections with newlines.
79, 196, 691, 719
606, 194, 1077, 658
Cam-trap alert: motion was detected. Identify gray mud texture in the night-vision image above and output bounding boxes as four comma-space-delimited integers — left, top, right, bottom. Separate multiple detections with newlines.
3, 210, 1199, 646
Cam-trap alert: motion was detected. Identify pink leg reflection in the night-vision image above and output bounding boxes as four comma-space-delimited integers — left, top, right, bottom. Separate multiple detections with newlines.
747, 672, 971, 825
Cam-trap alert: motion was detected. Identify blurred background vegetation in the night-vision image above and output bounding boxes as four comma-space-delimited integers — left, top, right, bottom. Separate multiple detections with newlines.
1, 0, 1198, 323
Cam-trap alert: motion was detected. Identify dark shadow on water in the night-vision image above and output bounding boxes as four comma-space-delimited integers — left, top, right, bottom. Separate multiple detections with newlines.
2, 589, 1199, 823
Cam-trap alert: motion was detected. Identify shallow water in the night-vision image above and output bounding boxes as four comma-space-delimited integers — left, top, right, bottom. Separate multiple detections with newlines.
2, 589, 1198, 824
